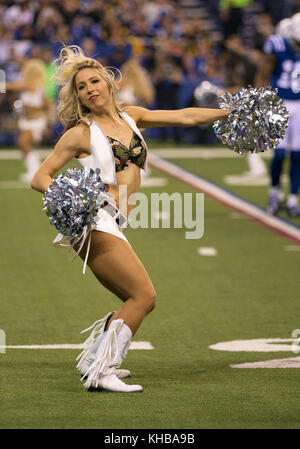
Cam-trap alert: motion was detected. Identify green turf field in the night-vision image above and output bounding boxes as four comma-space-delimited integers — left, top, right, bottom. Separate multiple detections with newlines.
1, 143, 300, 429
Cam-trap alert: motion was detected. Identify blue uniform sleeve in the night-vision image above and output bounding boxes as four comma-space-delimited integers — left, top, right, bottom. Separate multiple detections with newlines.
263, 36, 276, 55
263, 35, 287, 55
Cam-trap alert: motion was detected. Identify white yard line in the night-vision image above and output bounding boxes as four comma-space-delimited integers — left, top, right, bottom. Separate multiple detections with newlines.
209, 338, 296, 352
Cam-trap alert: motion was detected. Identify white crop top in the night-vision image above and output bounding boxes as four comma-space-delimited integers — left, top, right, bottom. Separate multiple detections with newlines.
20, 87, 45, 108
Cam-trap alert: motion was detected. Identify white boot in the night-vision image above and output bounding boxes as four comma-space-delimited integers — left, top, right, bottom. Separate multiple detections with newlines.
76, 312, 131, 381
79, 333, 131, 380
82, 319, 143, 393
20, 151, 40, 183
245, 153, 267, 177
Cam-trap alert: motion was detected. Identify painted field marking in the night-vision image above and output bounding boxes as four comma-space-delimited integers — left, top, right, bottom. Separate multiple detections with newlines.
223, 174, 288, 187
210, 338, 296, 352
210, 338, 300, 369
148, 153, 300, 245
230, 357, 300, 369
197, 247, 217, 256
0, 341, 153, 351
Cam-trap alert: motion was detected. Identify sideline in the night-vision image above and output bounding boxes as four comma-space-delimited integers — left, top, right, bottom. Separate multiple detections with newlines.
148, 153, 300, 245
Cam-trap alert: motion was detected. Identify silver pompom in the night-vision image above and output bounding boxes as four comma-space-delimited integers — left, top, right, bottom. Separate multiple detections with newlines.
213, 86, 289, 154
43, 167, 110, 238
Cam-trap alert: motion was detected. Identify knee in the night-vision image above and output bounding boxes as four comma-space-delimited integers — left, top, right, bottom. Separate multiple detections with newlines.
146, 289, 157, 314
135, 287, 157, 315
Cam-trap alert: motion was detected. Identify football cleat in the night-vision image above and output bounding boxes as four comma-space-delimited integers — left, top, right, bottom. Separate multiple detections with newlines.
286, 204, 300, 217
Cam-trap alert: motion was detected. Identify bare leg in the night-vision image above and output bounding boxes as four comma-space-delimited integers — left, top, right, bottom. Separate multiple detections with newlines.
17, 130, 40, 181
17, 129, 33, 156
77, 231, 156, 336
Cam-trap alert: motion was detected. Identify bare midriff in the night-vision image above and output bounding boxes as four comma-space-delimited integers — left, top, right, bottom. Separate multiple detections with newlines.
23, 105, 45, 119
106, 162, 141, 218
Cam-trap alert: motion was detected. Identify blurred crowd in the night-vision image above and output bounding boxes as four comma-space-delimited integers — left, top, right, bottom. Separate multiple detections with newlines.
1, 0, 300, 145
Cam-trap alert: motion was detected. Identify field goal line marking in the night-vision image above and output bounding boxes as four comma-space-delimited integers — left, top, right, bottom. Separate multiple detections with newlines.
148, 153, 300, 245
0, 341, 153, 350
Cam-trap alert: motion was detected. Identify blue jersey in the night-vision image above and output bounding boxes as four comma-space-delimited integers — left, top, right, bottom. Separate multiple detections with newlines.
263, 35, 300, 100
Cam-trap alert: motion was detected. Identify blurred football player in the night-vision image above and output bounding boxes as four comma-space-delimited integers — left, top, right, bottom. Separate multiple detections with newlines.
256, 13, 300, 217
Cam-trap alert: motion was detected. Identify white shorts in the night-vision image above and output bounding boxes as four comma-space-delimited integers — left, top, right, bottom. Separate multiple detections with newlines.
52, 207, 129, 249
18, 115, 47, 143
276, 99, 300, 151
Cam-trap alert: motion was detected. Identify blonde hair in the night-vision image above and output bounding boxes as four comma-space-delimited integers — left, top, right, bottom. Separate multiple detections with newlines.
53, 45, 123, 130
120, 59, 154, 106
22, 59, 46, 87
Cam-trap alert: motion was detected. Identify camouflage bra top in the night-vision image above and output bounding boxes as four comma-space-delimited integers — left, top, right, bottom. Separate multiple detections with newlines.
107, 132, 147, 172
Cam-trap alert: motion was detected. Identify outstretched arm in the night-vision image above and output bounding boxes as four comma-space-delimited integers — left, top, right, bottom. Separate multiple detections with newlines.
4, 80, 29, 92
124, 105, 231, 128
31, 125, 89, 193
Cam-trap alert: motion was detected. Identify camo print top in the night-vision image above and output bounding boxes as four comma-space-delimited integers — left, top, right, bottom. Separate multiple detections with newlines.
107, 131, 147, 172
